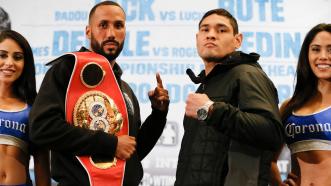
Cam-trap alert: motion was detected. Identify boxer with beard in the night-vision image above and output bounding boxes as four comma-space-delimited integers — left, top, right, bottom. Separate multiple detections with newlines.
29, 1, 170, 186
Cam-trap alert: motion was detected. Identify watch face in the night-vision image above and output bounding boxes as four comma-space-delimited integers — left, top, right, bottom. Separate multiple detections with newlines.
197, 107, 208, 121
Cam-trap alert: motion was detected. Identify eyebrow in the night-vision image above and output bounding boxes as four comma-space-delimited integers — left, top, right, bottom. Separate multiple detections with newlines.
98, 19, 124, 24
310, 44, 331, 47
0, 50, 23, 54
200, 23, 229, 29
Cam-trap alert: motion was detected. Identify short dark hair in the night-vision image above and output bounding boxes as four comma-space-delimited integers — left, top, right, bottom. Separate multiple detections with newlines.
0, 7, 11, 31
0, 30, 37, 105
198, 8, 238, 35
282, 23, 331, 122
88, 1, 125, 24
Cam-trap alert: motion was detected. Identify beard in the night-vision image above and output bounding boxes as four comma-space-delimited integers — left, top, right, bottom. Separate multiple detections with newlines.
203, 55, 229, 64
204, 56, 223, 63
202, 52, 235, 63
90, 33, 124, 63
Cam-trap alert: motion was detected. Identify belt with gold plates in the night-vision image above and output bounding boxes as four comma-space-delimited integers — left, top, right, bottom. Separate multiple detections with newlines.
65, 52, 128, 186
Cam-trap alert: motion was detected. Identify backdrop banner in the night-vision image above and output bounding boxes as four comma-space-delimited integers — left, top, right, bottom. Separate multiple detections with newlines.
1, 0, 330, 185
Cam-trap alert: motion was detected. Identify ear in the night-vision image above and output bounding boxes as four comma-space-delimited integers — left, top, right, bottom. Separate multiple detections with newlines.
86, 25, 91, 40
195, 32, 200, 49
234, 33, 243, 49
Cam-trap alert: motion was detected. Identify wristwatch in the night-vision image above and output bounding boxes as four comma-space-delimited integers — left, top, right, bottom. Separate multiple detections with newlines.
197, 101, 214, 121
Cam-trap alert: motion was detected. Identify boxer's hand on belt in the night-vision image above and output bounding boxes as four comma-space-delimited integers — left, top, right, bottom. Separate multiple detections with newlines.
148, 72, 170, 112
115, 135, 136, 160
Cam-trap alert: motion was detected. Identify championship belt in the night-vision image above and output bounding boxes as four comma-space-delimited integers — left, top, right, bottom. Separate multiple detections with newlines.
65, 52, 128, 186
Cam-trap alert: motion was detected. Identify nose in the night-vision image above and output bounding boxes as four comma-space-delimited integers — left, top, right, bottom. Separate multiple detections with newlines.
3, 57, 14, 67
206, 29, 216, 40
319, 49, 329, 60
106, 26, 115, 39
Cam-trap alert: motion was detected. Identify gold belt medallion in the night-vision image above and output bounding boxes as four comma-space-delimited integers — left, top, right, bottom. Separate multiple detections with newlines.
73, 90, 123, 169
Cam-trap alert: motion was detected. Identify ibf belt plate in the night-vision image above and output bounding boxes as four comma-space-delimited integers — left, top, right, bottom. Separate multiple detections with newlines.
73, 90, 123, 168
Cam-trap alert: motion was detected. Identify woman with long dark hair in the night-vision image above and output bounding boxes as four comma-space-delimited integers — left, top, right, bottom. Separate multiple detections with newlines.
271, 23, 331, 185
0, 30, 50, 186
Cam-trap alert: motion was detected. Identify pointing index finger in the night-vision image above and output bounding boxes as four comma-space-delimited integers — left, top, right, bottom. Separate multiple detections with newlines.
156, 72, 164, 88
